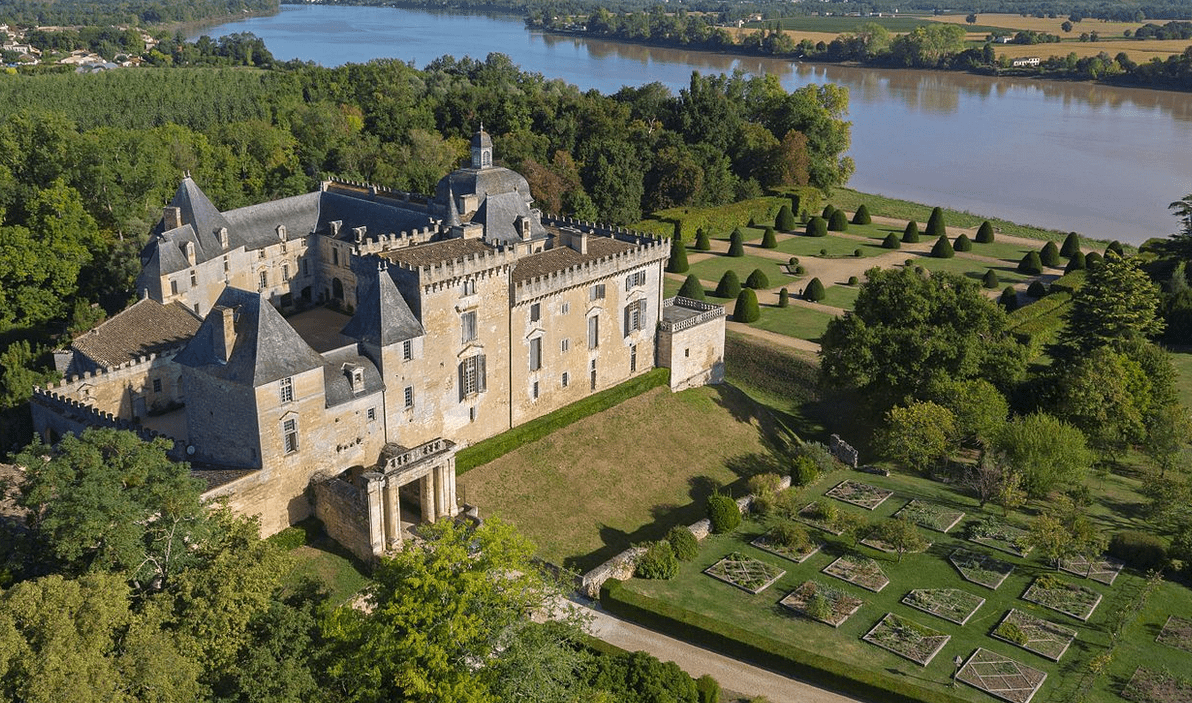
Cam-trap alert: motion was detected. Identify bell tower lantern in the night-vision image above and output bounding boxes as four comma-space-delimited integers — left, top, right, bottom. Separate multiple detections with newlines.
471, 124, 493, 169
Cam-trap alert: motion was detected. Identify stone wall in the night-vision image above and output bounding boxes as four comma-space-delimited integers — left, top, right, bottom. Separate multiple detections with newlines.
313, 476, 373, 562
656, 298, 726, 392
40, 350, 185, 420
830, 434, 859, 468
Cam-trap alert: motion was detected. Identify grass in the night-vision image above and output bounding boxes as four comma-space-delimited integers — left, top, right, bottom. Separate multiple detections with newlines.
1170, 349, 1192, 410
688, 253, 793, 290
278, 530, 371, 605
749, 304, 836, 341
774, 233, 885, 259
744, 15, 1005, 34
818, 284, 860, 310
910, 253, 1035, 286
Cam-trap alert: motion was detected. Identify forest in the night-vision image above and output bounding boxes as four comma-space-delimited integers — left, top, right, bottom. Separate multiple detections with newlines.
0, 0, 278, 27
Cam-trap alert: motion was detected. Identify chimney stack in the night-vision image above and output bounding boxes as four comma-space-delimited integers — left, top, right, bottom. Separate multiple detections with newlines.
163, 206, 182, 230
214, 306, 236, 363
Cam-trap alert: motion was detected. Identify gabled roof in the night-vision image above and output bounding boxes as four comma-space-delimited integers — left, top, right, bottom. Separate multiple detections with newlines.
316, 191, 434, 241
175, 288, 324, 387
223, 192, 320, 251
169, 177, 232, 260
71, 298, 201, 368
341, 262, 424, 346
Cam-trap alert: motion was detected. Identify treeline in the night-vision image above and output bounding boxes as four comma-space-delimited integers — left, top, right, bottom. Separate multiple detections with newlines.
14, 27, 276, 65
0, 0, 278, 26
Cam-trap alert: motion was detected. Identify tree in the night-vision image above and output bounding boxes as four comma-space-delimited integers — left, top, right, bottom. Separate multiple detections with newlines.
734, 288, 760, 322
1040, 241, 1061, 267
761, 226, 778, 249
879, 401, 957, 474
744, 268, 770, 289
804, 277, 826, 301
873, 516, 928, 562
1017, 251, 1043, 275
993, 413, 1093, 497
678, 274, 705, 301
930, 235, 954, 258
1027, 280, 1047, 298
778, 287, 790, 307
1051, 346, 1155, 457
924, 377, 1008, 446
966, 13, 978, 24
694, 228, 711, 251
1060, 231, 1081, 257
983, 269, 1000, 289
925, 206, 947, 237
666, 235, 689, 273
827, 209, 849, 232
954, 234, 972, 252
1062, 20, 1074, 32
883, 232, 901, 249
715, 270, 741, 298
1169, 193, 1192, 256
727, 228, 745, 257
775, 204, 796, 231
966, 451, 1014, 507
821, 205, 836, 220
1054, 253, 1163, 359
1143, 403, 1192, 477
852, 204, 871, 225
975, 221, 995, 243
588, 650, 697, 703
806, 215, 827, 237
902, 220, 920, 243
706, 492, 741, 533
1025, 495, 1105, 568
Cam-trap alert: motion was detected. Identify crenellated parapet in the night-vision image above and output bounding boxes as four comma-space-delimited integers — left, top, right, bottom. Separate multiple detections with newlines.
513, 237, 668, 305
351, 225, 440, 256
323, 178, 431, 208
393, 246, 522, 291
30, 385, 184, 451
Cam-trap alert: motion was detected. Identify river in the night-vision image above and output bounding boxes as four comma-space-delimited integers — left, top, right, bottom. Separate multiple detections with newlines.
191, 4, 1192, 244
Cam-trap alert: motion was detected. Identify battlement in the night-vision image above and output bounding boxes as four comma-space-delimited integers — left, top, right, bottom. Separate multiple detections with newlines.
323, 178, 431, 207
393, 245, 523, 287
30, 385, 183, 450
44, 346, 184, 390
351, 226, 440, 256
659, 297, 726, 333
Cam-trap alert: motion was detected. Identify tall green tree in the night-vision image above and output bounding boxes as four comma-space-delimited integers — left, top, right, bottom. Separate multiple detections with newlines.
993, 413, 1093, 497
878, 401, 957, 474
1054, 253, 1164, 359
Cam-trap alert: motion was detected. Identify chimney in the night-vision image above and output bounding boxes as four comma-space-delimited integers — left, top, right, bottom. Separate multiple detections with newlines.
214, 306, 236, 363
163, 206, 182, 230
560, 226, 587, 254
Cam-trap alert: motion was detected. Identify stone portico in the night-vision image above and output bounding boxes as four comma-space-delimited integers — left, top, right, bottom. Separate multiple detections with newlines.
366, 439, 458, 553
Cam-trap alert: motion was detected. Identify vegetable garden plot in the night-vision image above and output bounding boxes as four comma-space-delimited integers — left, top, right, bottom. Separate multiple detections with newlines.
860, 530, 930, 555
822, 554, 889, 592
1058, 554, 1125, 586
1122, 667, 1192, 703
862, 612, 951, 666
950, 548, 1015, 590
968, 518, 1032, 557
991, 609, 1078, 661
703, 552, 785, 594
795, 502, 845, 535
751, 532, 822, 564
901, 588, 985, 625
779, 580, 863, 628
1156, 615, 1192, 654
956, 648, 1048, 703
825, 479, 894, 510
895, 499, 965, 533
1021, 576, 1102, 622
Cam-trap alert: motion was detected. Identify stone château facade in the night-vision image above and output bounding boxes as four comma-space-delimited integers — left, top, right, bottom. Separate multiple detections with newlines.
32, 129, 726, 560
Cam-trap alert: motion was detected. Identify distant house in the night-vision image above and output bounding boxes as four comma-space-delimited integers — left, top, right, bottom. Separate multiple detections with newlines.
1012, 57, 1041, 67
990, 35, 1013, 44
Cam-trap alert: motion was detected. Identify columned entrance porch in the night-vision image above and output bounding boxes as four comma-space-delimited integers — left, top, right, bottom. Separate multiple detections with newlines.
363, 438, 458, 556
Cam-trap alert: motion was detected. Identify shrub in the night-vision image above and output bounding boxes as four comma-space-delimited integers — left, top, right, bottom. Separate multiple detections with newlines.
806, 592, 833, 622
1040, 241, 1060, 267
902, 220, 920, 243
804, 277, 826, 302
696, 674, 720, 703
745, 268, 770, 290
715, 270, 741, 298
678, 274, 705, 301
999, 286, 1018, 311
806, 216, 827, 237
1017, 251, 1043, 275
794, 265, 806, 275
1109, 530, 1168, 571
953, 233, 972, 252
727, 229, 745, 257
848, 275, 859, 285
882, 232, 901, 249
975, 221, 995, 243
930, 235, 954, 258
819, 248, 828, 257
778, 288, 789, 307
666, 525, 699, 561
706, 492, 742, 534
748, 216, 757, 228
797, 441, 837, 474
1065, 250, 1087, 272
808, 499, 838, 523
1060, 231, 1080, 257
828, 209, 849, 232
1026, 280, 1047, 298
982, 269, 1000, 289
852, 204, 871, 225
790, 193, 801, 216
792, 455, 819, 486
761, 226, 777, 249
788, 256, 799, 265
771, 521, 812, 552
636, 540, 679, 580
268, 523, 315, 551
735, 288, 760, 322
775, 205, 796, 231
925, 206, 946, 237
749, 472, 783, 498
694, 228, 711, 251
1085, 251, 1103, 268
666, 236, 689, 273
821, 204, 836, 220
853, 248, 863, 258
1106, 240, 1125, 258
996, 622, 1030, 646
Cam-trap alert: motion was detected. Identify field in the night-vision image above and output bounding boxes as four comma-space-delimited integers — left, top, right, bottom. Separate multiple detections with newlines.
687, 253, 794, 291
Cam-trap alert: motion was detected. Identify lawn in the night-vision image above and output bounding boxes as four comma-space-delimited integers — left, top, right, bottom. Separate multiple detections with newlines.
774, 232, 885, 259
280, 538, 371, 605
1171, 349, 1192, 410
688, 253, 793, 290
910, 252, 1035, 286
749, 304, 836, 341
819, 284, 860, 310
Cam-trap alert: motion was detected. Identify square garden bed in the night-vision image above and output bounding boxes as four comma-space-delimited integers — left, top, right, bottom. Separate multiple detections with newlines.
825, 479, 894, 510
950, 548, 1015, 590
1156, 614, 1192, 653
862, 612, 951, 666
703, 552, 785, 594
956, 648, 1048, 703
822, 554, 889, 592
860, 528, 930, 555
968, 518, 1032, 557
992, 609, 1078, 661
751, 531, 822, 564
795, 501, 846, 536
1058, 554, 1125, 586
779, 580, 863, 628
901, 588, 985, 625
895, 499, 965, 533
1122, 667, 1192, 703
1021, 575, 1102, 622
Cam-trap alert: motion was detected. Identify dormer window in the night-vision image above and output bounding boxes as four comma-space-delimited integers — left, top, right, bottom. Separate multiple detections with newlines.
345, 364, 365, 392
184, 241, 196, 266
277, 224, 287, 241
218, 227, 229, 248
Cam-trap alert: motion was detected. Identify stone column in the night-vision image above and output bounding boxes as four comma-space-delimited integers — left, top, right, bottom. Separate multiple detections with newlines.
364, 473, 385, 557
384, 477, 401, 548
421, 472, 436, 524
447, 457, 458, 517
434, 463, 447, 519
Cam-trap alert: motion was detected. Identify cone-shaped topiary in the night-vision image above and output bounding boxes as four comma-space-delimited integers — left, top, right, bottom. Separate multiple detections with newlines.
694, 228, 711, 251
804, 277, 826, 302
790, 193, 801, 216
666, 235, 689, 273
852, 204, 871, 225
1065, 250, 1087, 273
1040, 241, 1060, 267
822, 204, 836, 220
761, 226, 778, 249
678, 274, 705, 301
1017, 250, 1043, 275
883, 232, 901, 249
828, 209, 849, 232
1027, 280, 1048, 298
954, 233, 972, 252
806, 216, 827, 237
727, 228, 745, 257
1106, 240, 1125, 258
745, 268, 770, 290
982, 269, 1000, 289
734, 288, 760, 322
1085, 251, 1104, 268
778, 288, 789, 307
902, 220, 920, 243
975, 221, 995, 243
775, 205, 796, 231
926, 206, 947, 237
715, 269, 741, 298
931, 234, 955, 258
747, 216, 757, 228
1060, 231, 1080, 258
999, 286, 1019, 311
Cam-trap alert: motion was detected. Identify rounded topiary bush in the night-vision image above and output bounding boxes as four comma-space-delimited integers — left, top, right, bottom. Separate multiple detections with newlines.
999, 286, 1019, 311
678, 274, 705, 301
828, 209, 849, 232
975, 221, 995, 243
734, 288, 760, 322
930, 234, 955, 258
926, 206, 947, 237
666, 525, 699, 561
821, 204, 836, 220
1109, 530, 1168, 571
1065, 251, 1087, 273
792, 455, 818, 486
819, 248, 828, 257
882, 232, 901, 249
853, 248, 863, 258
982, 269, 1000, 289
761, 226, 778, 249
775, 204, 796, 231
744, 268, 770, 290
1018, 250, 1043, 275
794, 265, 806, 275
954, 233, 972, 252
806, 216, 827, 237
1040, 241, 1060, 267
715, 270, 741, 298
804, 277, 826, 302
848, 275, 859, 285
852, 204, 871, 225
635, 540, 678, 580
1106, 240, 1125, 258
902, 220, 920, 243
788, 256, 799, 265
727, 228, 745, 257
1085, 251, 1104, 268
778, 288, 790, 307
1060, 231, 1080, 258
706, 492, 742, 534
696, 674, 720, 703
666, 235, 689, 273
694, 228, 711, 251
1027, 280, 1048, 298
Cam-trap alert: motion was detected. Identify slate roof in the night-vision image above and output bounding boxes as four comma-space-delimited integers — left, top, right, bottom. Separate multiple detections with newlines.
321, 347, 384, 408
382, 237, 493, 268
168, 177, 232, 261
434, 166, 534, 214
175, 288, 324, 387
511, 236, 636, 284
71, 298, 201, 368
341, 263, 424, 346
223, 192, 320, 251
317, 191, 434, 241
475, 190, 546, 245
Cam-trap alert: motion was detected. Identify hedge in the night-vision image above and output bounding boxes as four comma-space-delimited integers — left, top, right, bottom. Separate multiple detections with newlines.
455, 368, 669, 473
636, 189, 820, 242
601, 580, 969, 703
1005, 291, 1073, 348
